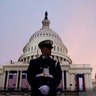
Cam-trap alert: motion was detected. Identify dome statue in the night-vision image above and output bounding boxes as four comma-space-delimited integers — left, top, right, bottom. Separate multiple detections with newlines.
18, 12, 72, 64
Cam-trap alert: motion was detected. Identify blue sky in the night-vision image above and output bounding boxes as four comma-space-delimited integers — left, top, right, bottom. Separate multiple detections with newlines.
0, 0, 96, 79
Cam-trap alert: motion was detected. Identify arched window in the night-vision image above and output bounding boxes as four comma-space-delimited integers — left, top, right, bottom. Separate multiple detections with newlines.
29, 47, 30, 51
34, 46, 36, 50
54, 46, 56, 50
57, 47, 59, 51
60, 48, 62, 52
64, 58, 66, 61
31, 46, 33, 51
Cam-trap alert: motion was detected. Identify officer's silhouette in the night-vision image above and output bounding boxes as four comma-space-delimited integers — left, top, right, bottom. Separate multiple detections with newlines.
27, 40, 62, 96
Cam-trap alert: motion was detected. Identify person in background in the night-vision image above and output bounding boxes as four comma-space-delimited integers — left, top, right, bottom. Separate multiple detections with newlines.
27, 39, 62, 96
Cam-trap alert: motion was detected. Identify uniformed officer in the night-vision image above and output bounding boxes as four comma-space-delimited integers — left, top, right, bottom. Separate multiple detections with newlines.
27, 40, 62, 96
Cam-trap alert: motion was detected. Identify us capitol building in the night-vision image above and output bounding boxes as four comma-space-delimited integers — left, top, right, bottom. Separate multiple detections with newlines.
0, 12, 96, 95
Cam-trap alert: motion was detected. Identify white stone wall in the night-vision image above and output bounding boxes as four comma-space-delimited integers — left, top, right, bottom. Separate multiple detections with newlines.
0, 62, 93, 91
92, 79, 96, 90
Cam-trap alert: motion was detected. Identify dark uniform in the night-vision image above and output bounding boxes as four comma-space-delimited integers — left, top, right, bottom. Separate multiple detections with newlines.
27, 40, 62, 96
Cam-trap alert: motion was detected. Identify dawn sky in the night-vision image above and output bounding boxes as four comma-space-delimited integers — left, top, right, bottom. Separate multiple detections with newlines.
0, 0, 96, 79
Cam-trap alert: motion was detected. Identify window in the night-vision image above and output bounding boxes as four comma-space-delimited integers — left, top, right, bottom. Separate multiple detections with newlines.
24, 58, 26, 62
22, 75, 26, 79
54, 46, 56, 50
9, 75, 13, 79
60, 48, 62, 52
57, 47, 59, 51
31, 46, 33, 50
64, 58, 66, 61
29, 47, 30, 51
34, 46, 36, 50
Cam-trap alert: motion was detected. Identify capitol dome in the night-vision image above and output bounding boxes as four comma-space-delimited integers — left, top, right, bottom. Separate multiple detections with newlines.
18, 12, 72, 64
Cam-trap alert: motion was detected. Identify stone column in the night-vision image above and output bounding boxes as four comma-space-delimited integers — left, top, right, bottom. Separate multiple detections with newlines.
54, 56, 57, 61
70, 73, 75, 91
85, 73, 92, 90
17, 71, 21, 90
84, 74, 89, 90
63, 70, 66, 91
26, 57, 28, 63
57, 56, 60, 62
6, 71, 9, 89
62, 71, 64, 90
66, 71, 70, 91
19, 71, 22, 89
26, 56, 29, 63
29, 56, 31, 62
33, 55, 35, 59
4, 71, 8, 89
88, 73, 92, 90
15, 71, 18, 89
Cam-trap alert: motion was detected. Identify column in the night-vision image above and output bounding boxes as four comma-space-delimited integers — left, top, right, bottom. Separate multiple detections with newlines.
66, 71, 70, 91
70, 73, 75, 91
14, 71, 17, 89
85, 73, 92, 90
4, 71, 8, 89
84, 74, 89, 90
54, 56, 57, 61
26, 57, 27, 62
88, 74, 92, 90
6, 71, 9, 89
33, 55, 35, 59
27, 56, 29, 63
17, 71, 21, 90
58, 57, 61, 62
62, 71, 64, 90
19, 71, 22, 89
29, 56, 31, 62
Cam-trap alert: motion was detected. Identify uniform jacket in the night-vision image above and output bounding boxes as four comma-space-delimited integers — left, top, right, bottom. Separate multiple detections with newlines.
27, 55, 62, 96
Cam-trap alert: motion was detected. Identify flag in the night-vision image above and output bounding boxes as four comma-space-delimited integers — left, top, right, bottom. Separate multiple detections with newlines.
8, 72, 17, 89
21, 72, 29, 89
79, 77, 83, 91
76, 74, 85, 91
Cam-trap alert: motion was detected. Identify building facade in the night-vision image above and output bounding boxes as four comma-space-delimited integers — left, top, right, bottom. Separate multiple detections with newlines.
0, 12, 93, 94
